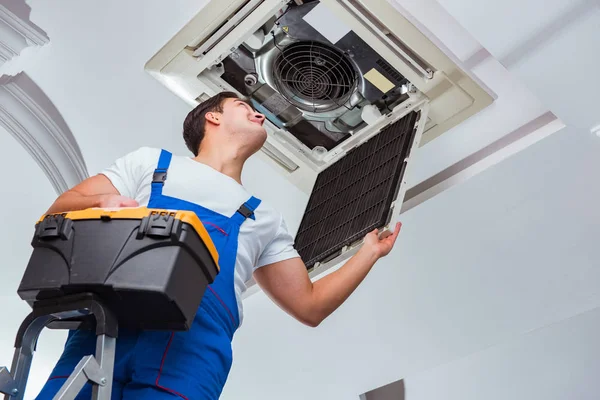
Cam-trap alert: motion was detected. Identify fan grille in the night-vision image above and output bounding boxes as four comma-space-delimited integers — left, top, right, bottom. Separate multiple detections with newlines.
273, 41, 357, 112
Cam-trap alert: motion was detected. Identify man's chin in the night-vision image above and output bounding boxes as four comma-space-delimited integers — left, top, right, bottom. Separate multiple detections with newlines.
256, 132, 268, 148
253, 125, 267, 137
246, 127, 267, 151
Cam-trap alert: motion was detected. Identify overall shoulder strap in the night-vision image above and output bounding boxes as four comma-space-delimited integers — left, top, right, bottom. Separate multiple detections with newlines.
150, 149, 172, 197
231, 196, 261, 225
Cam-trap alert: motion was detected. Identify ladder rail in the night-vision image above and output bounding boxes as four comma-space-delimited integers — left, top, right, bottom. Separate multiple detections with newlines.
0, 294, 118, 400
3, 313, 54, 400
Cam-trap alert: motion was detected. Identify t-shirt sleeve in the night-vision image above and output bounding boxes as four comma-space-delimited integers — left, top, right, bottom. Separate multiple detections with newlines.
99, 147, 158, 199
255, 214, 300, 269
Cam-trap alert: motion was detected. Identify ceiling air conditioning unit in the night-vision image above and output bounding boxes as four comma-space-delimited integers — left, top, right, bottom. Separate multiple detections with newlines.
145, 0, 493, 273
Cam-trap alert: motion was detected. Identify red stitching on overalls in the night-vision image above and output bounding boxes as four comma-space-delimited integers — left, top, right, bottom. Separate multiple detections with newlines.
207, 286, 236, 326
155, 332, 189, 400
203, 221, 228, 236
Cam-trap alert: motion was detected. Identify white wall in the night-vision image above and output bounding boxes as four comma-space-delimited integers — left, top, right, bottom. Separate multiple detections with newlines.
362, 305, 600, 400
223, 126, 600, 400
403, 306, 600, 400
0, 127, 68, 399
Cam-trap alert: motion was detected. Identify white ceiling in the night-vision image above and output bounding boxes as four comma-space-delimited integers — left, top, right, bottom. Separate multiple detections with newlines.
0, 0, 598, 398
436, 0, 600, 132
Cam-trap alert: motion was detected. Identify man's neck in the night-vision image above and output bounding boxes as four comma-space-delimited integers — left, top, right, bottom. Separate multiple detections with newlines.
192, 148, 246, 185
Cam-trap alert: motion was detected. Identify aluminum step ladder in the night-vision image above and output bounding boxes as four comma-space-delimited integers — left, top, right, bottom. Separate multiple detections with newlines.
0, 293, 117, 400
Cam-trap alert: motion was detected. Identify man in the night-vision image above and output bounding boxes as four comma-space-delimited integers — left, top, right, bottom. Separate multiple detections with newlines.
37, 91, 402, 399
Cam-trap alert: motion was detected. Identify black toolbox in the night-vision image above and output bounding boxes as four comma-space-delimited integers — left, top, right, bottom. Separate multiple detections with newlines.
17, 207, 220, 331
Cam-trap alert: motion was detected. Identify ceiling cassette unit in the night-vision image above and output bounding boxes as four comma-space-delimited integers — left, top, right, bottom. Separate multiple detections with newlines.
145, 0, 494, 272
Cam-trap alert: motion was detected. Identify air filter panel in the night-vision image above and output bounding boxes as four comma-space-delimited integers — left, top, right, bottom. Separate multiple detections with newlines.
295, 111, 419, 269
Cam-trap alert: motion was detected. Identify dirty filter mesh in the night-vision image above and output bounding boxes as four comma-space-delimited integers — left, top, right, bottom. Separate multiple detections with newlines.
294, 111, 419, 269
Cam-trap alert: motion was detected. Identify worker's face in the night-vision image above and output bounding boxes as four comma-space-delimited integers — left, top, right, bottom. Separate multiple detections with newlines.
220, 98, 267, 150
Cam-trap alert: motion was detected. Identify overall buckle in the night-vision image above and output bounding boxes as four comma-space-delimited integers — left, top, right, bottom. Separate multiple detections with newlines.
152, 170, 167, 184
237, 204, 254, 219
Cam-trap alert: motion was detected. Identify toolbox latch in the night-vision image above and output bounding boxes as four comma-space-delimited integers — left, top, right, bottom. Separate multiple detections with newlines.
36, 214, 72, 240
138, 212, 180, 239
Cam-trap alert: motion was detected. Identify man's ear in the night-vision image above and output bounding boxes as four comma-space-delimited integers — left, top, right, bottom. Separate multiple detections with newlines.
205, 111, 221, 126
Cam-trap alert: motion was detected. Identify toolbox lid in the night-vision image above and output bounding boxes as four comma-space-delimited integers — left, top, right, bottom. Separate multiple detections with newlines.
39, 207, 220, 269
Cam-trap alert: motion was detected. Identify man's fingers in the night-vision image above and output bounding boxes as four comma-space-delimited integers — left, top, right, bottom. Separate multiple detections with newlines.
120, 198, 139, 207
385, 222, 402, 244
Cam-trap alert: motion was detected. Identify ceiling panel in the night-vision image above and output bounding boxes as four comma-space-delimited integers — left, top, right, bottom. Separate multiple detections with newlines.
406, 56, 548, 184
389, 0, 482, 61
434, 0, 600, 131
507, 9, 600, 131
434, 0, 588, 60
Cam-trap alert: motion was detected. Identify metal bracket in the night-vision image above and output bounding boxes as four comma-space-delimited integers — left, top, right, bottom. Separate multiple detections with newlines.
82, 358, 106, 386
53, 356, 107, 399
0, 367, 18, 397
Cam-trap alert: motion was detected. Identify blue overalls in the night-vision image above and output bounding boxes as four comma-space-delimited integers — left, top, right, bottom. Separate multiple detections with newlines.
37, 149, 260, 399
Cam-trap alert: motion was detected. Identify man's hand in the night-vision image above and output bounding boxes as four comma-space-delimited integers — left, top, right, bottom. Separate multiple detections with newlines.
361, 222, 402, 259
97, 194, 139, 208
254, 221, 404, 327
46, 174, 136, 214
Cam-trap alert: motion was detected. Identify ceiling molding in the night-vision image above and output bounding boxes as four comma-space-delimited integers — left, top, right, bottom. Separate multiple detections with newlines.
0, 72, 88, 194
400, 111, 564, 214
0, 0, 49, 66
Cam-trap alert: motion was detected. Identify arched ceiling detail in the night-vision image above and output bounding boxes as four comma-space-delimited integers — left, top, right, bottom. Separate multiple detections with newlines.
0, 72, 88, 194
0, 0, 48, 66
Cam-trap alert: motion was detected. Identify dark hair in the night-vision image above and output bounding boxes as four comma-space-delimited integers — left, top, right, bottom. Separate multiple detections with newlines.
183, 91, 240, 156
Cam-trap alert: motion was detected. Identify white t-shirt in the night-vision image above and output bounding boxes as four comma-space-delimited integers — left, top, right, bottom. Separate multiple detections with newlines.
100, 146, 300, 324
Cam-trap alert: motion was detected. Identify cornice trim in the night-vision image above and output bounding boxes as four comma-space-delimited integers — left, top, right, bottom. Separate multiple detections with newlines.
0, 1, 48, 65
0, 72, 88, 194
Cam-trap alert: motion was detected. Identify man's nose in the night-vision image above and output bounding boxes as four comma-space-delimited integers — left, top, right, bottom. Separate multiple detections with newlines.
254, 113, 265, 125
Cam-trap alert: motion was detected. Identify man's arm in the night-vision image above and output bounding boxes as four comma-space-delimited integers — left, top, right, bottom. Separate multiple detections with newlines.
253, 222, 402, 327
46, 174, 138, 214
